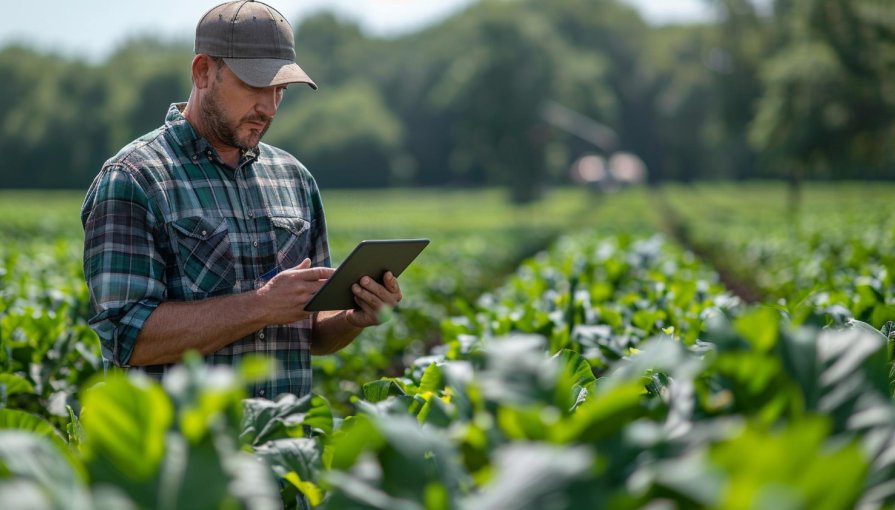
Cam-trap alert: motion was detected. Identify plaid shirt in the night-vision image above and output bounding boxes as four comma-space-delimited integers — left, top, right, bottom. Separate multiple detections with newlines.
81, 103, 330, 399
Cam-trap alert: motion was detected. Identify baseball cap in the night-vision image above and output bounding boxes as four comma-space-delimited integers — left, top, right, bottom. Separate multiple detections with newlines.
195, 0, 317, 90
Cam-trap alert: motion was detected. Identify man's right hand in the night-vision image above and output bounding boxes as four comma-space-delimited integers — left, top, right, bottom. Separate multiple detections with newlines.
130, 258, 334, 366
257, 258, 335, 324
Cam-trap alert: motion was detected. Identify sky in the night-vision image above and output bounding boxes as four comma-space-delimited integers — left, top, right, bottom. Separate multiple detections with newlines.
1, 0, 715, 62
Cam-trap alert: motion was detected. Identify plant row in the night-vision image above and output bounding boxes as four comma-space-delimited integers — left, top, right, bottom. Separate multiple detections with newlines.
7, 230, 895, 509
661, 182, 895, 327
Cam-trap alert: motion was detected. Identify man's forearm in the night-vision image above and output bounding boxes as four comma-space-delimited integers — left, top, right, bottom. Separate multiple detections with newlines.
129, 261, 336, 366
130, 291, 269, 366
311, 310, 364, 355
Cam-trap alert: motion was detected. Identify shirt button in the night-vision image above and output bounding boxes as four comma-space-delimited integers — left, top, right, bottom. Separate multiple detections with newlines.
248, 211, 254, 218
259, 389, 266, 397
258, 332, 265, 340
190, 155, 198, 162
201, 230, 207, 236
253, 240, 259, 247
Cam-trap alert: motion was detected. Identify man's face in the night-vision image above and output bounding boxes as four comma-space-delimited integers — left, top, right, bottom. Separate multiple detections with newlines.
200, 60, 287, 151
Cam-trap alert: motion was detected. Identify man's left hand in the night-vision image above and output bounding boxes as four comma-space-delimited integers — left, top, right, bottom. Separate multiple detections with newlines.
345, 271, 403, 328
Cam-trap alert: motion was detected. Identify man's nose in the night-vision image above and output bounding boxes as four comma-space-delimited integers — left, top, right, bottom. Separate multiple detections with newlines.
256, 88, 278, 118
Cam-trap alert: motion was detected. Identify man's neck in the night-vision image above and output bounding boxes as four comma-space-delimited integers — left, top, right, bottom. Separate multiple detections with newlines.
181, 101, 242, 168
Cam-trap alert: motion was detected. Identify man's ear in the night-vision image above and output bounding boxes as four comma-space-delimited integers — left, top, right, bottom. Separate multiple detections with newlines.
192, 54, 214, 90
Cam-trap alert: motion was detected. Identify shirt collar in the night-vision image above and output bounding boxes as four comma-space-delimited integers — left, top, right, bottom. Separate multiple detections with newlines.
164, 103, 260, 168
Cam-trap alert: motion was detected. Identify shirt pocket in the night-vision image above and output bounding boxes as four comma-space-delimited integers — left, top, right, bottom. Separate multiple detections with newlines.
169, 215, 236, 295
271, 216, 311, 270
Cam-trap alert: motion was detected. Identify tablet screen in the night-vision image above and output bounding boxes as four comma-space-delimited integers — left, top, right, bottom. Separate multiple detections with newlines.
305, 239, 430, 311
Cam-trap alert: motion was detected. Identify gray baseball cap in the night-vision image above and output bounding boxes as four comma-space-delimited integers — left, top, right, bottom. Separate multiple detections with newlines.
195, 0, 317, 90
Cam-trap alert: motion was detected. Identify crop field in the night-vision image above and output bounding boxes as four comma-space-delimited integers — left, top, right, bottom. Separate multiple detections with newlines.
2, 183, 895, 509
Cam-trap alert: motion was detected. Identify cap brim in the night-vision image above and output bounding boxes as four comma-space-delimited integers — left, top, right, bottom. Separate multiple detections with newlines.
223, 57, 317, 90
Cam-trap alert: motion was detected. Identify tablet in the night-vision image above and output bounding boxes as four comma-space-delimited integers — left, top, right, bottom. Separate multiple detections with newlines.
305, 239, 430, 311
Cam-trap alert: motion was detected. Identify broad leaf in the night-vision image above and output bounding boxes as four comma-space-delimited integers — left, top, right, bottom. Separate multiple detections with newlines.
553, 349, 596, 412
363, 379, 408, 403
551, 382, 645, 443
0, 431, 88, 509
327, 415, 383, 471
0, 409, 68, 453
0, 373, 34, 398
240, 393, 321, 447
80, 373, 173, 482
464, 444, 593, 510
254, 437, 322, 483
418, 363, 443, 396
734, 307, 781, 353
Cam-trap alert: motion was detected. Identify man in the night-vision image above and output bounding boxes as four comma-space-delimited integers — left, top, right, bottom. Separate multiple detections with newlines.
81, 0, 402, 399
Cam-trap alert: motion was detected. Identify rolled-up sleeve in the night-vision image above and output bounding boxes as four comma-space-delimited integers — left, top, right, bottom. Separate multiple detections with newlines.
81, 167, 166, 367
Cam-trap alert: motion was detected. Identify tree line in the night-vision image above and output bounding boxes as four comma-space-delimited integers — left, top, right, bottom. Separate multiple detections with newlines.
1, 0, 892, 201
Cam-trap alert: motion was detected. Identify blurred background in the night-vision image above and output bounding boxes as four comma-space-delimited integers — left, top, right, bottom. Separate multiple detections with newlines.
2, 0, 893, 202
4, 5, 895, 507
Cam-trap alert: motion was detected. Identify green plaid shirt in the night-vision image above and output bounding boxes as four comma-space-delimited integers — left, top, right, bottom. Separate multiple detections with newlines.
81, 103, 330, 399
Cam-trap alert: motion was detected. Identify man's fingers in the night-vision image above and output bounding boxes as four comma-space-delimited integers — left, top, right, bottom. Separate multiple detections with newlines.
293, 257, 335, 280
355, 277, 401, 306
305, 267, 336, 280
281, 265, 335, 281
352, 282, 378, 305
384, 273, 403, 302
384, 272, 399, 292
354, 296, 377, 317
357, 277, 394, 303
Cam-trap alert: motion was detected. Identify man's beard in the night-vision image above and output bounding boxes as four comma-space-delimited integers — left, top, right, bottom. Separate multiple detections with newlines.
200, 87, 272, 151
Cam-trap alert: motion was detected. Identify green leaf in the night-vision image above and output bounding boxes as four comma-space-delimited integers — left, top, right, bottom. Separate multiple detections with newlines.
464, 444, 593, 510
553, 349, 596, 412
369, 415, 464, 505
710, 417, 867, 510
0, 479, 55, 509
66, 405, 84, 450
363, 379, 407, 403
776, 327, 820, 410
328, 415, 383, 471
417, 395, 452, 428
479, 335, 555, 406
418, 363, 443, 396
424, 483, 449, 510
870, 305, 895, 331
240, 393, 318, 447
497, 406, 551, 441
632, 308, 665, 333
80, 373, 173, 481
551, 382, 644, 443
0, 431, 88, 509
0, 373, 34, 397
734, 307, 781, 353
254, 437, 322, 484
284, 471, 323, 507
323, 470, 422, 510
645, 451, 723, 507
304, 394, 334, 437
0, 409, 67, 452
881, 321, 895, 341
817, 322, 889, 425
157, 434, 231, 510
219, 449, 283, 510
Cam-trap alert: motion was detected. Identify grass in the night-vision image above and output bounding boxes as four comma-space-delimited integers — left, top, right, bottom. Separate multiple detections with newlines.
322, 187, 599, 232
0, 186, 599, 235
0, 186, 617, 257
